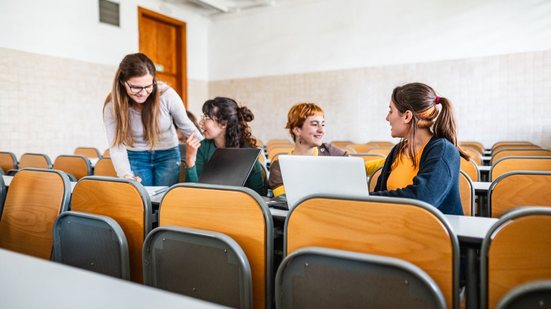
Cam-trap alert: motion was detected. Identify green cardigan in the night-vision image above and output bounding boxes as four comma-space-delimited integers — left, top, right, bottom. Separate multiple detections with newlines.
185, 139, 267, 196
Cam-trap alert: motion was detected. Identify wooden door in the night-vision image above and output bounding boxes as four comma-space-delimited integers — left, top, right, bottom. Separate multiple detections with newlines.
138, 7, 187, 107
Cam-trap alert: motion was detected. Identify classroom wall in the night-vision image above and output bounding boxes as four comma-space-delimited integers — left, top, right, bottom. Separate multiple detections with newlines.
1, 0, 550, 160
208, 0, 551, 148
0, 0, 210, 158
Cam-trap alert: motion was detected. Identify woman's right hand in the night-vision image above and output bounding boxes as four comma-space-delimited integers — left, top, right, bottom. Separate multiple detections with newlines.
123, 174, 142, 183
185, 134, 201, 168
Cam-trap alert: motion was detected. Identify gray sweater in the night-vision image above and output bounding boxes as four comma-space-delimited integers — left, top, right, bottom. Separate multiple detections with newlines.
103, 84, 202, 177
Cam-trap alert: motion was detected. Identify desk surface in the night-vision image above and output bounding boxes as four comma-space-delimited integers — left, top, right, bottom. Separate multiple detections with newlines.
478, 165, 491, 172
472, 181, 491, 193
0, 248, 223, 309
445, 214, 497, 245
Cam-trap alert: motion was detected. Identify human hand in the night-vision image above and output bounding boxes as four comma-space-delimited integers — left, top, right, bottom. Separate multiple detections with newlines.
185, 134, 201, 167
123, 174, 142, 183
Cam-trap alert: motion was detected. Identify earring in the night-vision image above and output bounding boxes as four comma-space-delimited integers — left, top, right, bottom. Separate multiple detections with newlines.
298, 136, 304, 144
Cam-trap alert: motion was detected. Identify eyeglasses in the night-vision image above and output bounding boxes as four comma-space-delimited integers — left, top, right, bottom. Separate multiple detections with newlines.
124, 81, 156, 94
200, 114, 213, 121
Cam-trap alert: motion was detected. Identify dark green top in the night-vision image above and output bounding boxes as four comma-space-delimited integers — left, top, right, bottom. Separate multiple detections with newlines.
185, 139, 267, 196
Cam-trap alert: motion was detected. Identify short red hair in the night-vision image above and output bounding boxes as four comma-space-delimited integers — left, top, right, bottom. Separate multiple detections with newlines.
286, 103, 324, 140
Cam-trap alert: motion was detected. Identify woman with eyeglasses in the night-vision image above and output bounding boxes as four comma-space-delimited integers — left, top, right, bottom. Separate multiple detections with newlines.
184, 97, 267, 195
103, 53, 202, 186
370, 82, 469, 215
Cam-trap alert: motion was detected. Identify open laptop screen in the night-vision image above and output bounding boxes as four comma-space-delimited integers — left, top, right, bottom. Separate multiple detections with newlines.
279, 155, 369, 210
199, 148, 261, 187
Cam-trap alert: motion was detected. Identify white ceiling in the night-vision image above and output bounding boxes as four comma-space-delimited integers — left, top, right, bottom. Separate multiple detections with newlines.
164, 0, 317, 17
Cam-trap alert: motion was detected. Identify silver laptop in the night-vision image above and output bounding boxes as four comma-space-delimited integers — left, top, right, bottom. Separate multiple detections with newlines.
279, 155, 369, 210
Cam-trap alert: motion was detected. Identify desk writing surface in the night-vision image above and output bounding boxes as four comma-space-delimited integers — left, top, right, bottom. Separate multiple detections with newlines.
89, 158, 99, 167
478, 165, 491, 172
445, 214, 498, 244
472, 181, 491, 193
2, 175, 12, 186
0, 248, 223, 309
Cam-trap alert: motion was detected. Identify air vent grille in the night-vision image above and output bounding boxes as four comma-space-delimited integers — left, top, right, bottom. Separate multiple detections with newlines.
99, 0, 120, 27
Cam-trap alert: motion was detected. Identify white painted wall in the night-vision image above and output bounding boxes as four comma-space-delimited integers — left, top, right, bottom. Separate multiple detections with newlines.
209, 0, 551, 80
0, 0, 210, 80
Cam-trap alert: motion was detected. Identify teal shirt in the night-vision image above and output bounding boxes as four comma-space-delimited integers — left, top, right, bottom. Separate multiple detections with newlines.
185, 139, 267, 196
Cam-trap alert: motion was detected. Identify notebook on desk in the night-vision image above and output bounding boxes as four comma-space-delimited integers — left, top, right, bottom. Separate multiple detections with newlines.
199, 148, 261, 187
279, 155, 369, 210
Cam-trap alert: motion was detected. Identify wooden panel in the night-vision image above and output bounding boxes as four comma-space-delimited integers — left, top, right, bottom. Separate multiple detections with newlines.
366, 141, 394, 148
94, 158, 117, 177
157, 73, 177, 90
459, 172, 473, 216
492, 149, 551, 164
368, 167, 382, 192
71, 179, 147, 282
155, 21, 177, 74
330, 141, 353, 148
346, 144, 377, 154
491, 157, 551, 181
464, 148, 482, 166
367, 147, 392, 156
138, 7, 187, 107
160, 186, 268, 309
492, 141, 534, 150
0, 152, 17, 171
490, 173, 551, 217
487, 215, 551, 308
19, 153, 50, 169
287, 197, 455, 309
0, 170, 66, 259
460, 142, 485, 155
493, 144, 540, 154
267, 146, 293, 161
460, 158, 479, 182
74, 147, 101, 159
54, 156, 91, 180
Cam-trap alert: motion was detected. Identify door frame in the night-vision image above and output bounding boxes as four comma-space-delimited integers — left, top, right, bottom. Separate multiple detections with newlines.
138, 7, 188, 108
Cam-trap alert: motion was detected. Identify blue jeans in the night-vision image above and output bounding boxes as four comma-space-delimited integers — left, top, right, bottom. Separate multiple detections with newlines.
127, 146, 181, 186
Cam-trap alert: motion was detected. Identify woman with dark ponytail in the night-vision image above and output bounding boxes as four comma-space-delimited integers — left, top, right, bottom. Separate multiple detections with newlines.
184, 97, 266, 195
371, 82, 469, 215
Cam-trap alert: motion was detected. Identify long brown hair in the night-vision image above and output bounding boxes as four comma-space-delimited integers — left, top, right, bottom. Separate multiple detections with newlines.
103, 53, 160, 148
391, 82, 468, 166
202, 97, 257, 148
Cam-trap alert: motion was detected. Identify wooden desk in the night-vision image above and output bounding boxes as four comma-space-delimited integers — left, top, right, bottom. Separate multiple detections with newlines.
472, 181, 491, 216
478, 165, 491, 181
2, 175, 12, 186
0, 248, 222, 309
472, 181, 491, 194
89, 158, 99, 167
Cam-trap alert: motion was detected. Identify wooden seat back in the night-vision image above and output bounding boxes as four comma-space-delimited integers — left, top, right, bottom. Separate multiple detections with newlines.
160, 183, 273, 309
71, 176, 152, 282
481, 207, 551, 308
488, 171, 551, 218
286, 195, 459, 309
0, 169, 70, 259
53, 155, 92, 180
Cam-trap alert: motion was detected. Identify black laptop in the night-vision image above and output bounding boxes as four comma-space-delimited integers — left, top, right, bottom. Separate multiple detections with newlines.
199, 148, 261, 186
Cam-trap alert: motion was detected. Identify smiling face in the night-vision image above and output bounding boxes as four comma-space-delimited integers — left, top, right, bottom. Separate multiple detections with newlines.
123, 74, 155, 104
386, 100, 411, 138
199, 113, 227, 142
293, 113, 325, 147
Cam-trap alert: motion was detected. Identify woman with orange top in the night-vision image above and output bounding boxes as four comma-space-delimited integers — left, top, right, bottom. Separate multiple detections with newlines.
371, 82, 468, 215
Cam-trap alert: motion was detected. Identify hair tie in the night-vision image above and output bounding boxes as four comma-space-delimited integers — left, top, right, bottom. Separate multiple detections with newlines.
435, 96, 441, 105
